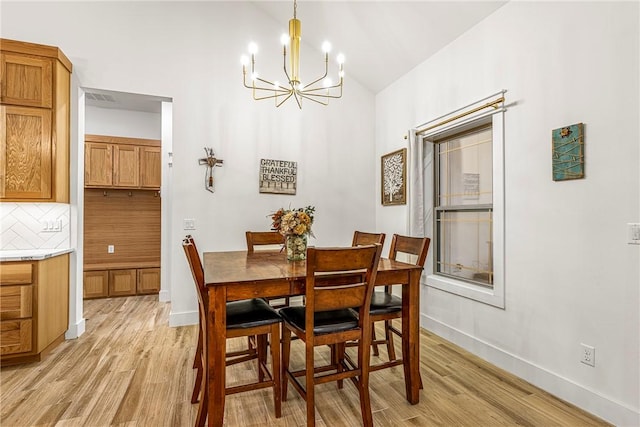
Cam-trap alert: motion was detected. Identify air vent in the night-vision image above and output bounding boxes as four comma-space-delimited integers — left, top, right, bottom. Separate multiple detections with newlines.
85, 92, 117, 102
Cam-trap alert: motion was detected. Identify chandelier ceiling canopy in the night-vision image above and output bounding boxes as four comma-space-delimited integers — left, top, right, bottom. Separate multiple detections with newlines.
241, 0, 344, 109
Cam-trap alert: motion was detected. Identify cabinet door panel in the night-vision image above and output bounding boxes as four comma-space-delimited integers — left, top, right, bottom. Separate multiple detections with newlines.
84, 143, 112, 187
137, 268, 160, 294
0, 53, 52, 108
140, 146, 161, 189
109, 269, 136, 297
0, 319, 32, 355
83, 270, 108, 299
113, 145, 139, 188
0, 106, 52, 199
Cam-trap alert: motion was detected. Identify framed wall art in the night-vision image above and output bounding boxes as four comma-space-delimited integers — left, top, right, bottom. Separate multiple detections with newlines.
381, 148, 407, 206
259, 158, 297, 194
552, 123, 584, 181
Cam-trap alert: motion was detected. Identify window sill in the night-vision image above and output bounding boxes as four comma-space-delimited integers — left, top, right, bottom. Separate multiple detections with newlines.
426, 274, 504, 308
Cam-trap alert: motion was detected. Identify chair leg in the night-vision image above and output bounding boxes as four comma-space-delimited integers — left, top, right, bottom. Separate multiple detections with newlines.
385, 320, 396, 361
191, 326, 203, 404
282, 327, 291, 402
191, 354, 203, 404
194, 327, 202, 369
305, 343, 316, 427
270, 323, 282, 418
195, 366, 207, 427
371, 327, 380, 356
336, 342, 345, 389
257, 334, 268, 382
358, 334, 374, 427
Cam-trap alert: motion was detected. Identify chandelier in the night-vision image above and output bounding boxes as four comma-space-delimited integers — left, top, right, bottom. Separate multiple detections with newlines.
241, 0, 344, 108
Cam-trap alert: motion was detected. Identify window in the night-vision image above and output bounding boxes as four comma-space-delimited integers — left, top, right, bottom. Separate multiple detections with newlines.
424, 110, 504, 308
434, 124, 493, 287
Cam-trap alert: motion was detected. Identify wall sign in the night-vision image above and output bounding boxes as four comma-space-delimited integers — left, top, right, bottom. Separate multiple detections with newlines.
259, 158, 297, 195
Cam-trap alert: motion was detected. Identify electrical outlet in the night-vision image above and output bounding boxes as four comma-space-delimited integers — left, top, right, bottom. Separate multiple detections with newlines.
183, 218, 196, 230
108, 245, 115, 254
581, 343, 595, 367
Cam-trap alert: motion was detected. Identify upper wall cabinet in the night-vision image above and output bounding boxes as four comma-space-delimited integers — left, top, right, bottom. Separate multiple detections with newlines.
0, 38, 72, 202
85, 135, 161, 190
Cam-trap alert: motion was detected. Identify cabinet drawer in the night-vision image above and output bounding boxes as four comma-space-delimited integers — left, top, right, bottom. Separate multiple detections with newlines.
0, 263, 33, 285
0, 285, 32, 320
0, 319, 32, 355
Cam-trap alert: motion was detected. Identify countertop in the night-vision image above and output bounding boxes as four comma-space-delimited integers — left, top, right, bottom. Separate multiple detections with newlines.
0, 248, 74, 262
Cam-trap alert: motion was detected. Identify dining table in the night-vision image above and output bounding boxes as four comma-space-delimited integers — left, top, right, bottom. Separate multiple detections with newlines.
202, 249, 423, 427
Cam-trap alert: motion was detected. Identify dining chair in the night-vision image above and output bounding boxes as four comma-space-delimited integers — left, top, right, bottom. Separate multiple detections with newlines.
368, 234, 430, 385
246, 230, 285, 252
351, 231, 386, 355
183, 237, 282, 426
185, 235, 258, 404
246, 230, 292, 308
280, 244, 382, 427
352, 230, 386, 247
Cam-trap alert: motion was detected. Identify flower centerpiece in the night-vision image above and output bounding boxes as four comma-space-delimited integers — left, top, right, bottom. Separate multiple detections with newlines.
270, 205, 315, 261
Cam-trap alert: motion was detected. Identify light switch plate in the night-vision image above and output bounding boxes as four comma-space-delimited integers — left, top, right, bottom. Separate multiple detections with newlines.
184, 218, 196, 230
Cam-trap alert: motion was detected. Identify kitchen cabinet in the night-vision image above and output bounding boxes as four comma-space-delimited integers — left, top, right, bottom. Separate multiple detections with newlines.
0, 38, 71, 202
0, 254, 69, 365
84, 135, 160, 190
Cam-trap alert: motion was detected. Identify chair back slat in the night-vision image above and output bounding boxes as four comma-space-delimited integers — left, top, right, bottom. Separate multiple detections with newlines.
246, 231, 285, 252
306, 244, 381, 315
352, 231, 386, 247
314, 285, 366, 312
388, 234, 430, 267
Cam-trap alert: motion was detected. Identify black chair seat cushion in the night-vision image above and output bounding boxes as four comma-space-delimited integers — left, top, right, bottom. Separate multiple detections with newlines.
226, 298, 282, 329
279, 306, 359, 335
369, 291, 402, 315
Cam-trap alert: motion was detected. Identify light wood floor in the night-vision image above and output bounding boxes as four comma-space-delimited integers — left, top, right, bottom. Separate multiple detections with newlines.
1, 295, 609, 426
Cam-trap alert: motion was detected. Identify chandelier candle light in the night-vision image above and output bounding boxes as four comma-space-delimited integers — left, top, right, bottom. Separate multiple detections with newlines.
241, 0, 344, 108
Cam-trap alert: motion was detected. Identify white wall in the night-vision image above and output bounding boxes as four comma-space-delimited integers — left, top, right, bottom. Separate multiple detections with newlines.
375, 2, 639, 426
85, 106, 161, 139
0, 2, 376, 326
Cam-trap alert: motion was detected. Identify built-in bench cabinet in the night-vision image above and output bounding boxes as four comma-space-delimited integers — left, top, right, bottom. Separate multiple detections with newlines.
83, 265, 160, 299
0, 254, 69, 365
83, 135, 161, 299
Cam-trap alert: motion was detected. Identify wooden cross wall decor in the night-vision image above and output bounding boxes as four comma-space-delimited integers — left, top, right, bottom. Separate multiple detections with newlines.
198, 148, 224, 193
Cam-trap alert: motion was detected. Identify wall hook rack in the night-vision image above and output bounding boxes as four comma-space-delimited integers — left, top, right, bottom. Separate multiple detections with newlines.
198, 147, 224, 193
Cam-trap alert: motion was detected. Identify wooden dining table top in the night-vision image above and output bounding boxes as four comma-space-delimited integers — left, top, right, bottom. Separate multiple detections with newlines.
203, 249, 422, 286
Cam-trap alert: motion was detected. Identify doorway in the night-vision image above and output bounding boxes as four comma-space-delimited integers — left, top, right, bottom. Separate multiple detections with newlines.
70, 87, 172, 336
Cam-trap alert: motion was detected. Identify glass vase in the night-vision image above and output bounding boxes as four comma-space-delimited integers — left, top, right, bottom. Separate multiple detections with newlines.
286, 234, 308, 261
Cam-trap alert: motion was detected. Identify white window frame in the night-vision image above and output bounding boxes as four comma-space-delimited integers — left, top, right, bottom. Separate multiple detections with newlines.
425, 111, 505, 308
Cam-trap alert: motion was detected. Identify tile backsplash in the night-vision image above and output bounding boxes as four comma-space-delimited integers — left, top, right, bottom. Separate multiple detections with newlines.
0, 203, 70, 250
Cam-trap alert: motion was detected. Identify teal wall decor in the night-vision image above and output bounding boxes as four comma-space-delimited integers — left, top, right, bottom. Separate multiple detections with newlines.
552, 123, 584, 181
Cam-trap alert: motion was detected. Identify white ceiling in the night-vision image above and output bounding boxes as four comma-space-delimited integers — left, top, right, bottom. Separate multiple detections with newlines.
252, 1, 507, 93
85, 1, 506, 112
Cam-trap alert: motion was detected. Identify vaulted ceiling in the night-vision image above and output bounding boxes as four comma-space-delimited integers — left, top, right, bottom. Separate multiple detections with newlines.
252, 1, 507, 94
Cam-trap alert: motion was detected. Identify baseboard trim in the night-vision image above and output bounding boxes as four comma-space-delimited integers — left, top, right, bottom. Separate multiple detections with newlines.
65, 317, 86, 339
422, 314, 639, 427
169, 309, 198, 327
